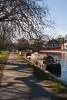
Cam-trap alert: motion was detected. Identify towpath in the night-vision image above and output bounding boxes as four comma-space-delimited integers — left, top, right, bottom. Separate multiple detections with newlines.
0, 52, 63, 100
40, 49, 67, 53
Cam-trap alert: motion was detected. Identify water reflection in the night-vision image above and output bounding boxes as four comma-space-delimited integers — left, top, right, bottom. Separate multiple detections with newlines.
43, 52, 67, 83
65, 53, 67, 64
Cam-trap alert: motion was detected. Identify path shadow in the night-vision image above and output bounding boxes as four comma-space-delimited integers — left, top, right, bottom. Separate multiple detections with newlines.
0, 69, 63, 100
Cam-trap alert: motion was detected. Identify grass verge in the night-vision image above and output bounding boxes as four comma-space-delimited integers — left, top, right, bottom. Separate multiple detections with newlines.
15, 52, 67, 99
0, 51, 10, 84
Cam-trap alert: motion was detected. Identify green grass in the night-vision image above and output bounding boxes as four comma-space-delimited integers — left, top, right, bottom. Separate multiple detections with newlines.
0, 51, 10, 63
15, 52, 67, 99
0, 51, 10, 84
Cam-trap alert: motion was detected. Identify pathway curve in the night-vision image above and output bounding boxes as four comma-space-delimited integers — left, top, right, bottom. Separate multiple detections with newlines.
0, 52, 63, 100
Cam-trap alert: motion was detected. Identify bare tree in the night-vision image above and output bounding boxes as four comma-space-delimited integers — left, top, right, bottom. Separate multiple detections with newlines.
55, 35, 64, 44
29, 34, 46, 51
0, 22, 14, 49
0, 0, 53, 40
15, 38, 29, 46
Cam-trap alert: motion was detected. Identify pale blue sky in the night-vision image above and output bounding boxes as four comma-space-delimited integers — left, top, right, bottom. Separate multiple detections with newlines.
45, 0, 67, 38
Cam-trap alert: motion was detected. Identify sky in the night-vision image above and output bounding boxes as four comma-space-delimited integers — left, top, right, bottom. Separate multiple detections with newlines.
44, 0, 67, 38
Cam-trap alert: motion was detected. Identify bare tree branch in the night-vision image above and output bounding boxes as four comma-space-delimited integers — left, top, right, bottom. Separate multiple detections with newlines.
0, 0, 54, 46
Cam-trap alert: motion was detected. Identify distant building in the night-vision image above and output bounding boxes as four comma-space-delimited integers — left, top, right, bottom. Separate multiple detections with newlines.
15, 45, 31, 50
64, 39, 67, 49
42, 39, 61, 50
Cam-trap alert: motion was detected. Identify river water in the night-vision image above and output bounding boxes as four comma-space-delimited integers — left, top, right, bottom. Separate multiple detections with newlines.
43, 52, 67, 83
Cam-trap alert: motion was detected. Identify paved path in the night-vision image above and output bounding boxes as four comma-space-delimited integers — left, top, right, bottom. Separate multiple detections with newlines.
0, 52, 62, 100
40, 49, 67, 53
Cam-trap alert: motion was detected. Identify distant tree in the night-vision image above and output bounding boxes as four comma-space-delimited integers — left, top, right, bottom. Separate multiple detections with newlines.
29, 34, 47, 52
57, 35, 63, 38
56, 35, 64, 44
15, 38, 29, 46
14, 38, 30, 50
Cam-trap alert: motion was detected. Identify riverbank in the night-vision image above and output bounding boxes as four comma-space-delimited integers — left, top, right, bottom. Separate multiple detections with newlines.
40, 49, 67, 53
16, 52, 67, 99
